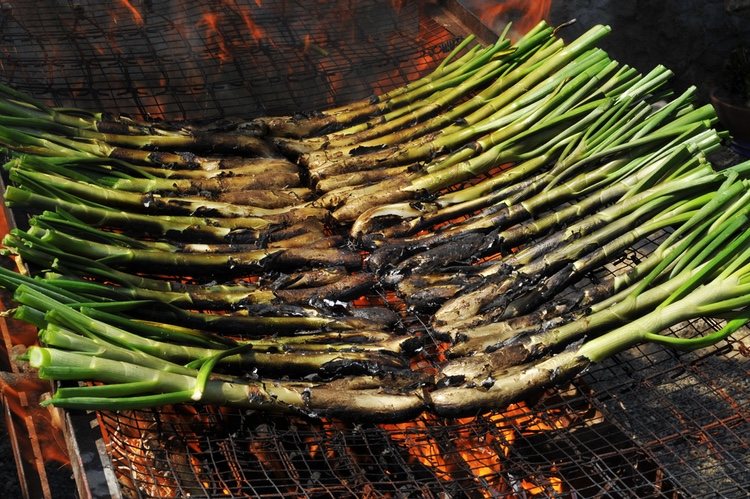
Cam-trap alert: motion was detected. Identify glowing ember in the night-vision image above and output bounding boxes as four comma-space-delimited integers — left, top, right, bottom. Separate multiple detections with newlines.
380, 416, 453, 480
362, 16, 445, 99
521, 472, 565, 496
134, 92, 168, 121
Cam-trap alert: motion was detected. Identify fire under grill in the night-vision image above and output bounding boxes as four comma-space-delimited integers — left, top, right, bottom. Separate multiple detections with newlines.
0, 1, 468, 120
0, 1, 748, 498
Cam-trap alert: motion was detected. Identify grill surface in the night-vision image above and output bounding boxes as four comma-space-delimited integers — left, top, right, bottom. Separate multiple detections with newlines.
0, 1, 749, 498
0, 0, 457, 120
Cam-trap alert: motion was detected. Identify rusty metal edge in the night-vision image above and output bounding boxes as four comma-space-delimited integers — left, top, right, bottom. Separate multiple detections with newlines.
434, 0, 500, 43
0, 171, 116, 498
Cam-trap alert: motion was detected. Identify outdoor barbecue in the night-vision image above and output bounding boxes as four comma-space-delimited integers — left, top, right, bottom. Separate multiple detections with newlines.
0, 1, 748, 498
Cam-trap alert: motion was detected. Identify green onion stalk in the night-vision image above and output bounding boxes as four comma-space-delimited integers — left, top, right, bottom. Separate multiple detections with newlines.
324, 59, 677, 223
4, 154, 314, 208
282, 23, 555, 156
8, 159, 303, 196
0, 91, 278, 158
431, 190, 717, 333
3, 236, 375, 308
311, 56, 619, 193
369, 127, 720, 282
353, 86, 705, 243
0, 265, 396, 336
308, 51, 615, 207
254, 24, 522, 138
430, 159, 738, 332
303, 26, 614, 179
430, 218, 750, 415
0, 266, 405, 355
446, 177, 750, 360
27, 345, 426, 420
4, 223, 361, 274
3, 185, 337, 246
24, 210, 335, 254
11, 285, 407, 377
8, 169, 326, 222
75, 306, 405, 353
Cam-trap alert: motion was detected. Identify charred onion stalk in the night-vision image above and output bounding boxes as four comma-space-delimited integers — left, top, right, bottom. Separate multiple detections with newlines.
371, 126, 720, 288
445, 171, 750, 358
0, 84, 277, 158
3, 151, 332, 248
300, 25, 609, 168
325, 65, 672, 224
299, 26, 616, 220
17, 301, 426, 419
3, 186, 335, 245
8, 168, 325, 223
254, 25, 523, 138
283, 23, 555, 156
0, 267, 411, 365
12, 285, 407, 377
355, 86, 708, 243
0, 268, 424, 419
430, 212, 750, 416
4, 154, 314, 208
5, 223, 361, 274
6, 238, 373, 308
4, 154, 322, 229
0, 18, 745, 423
0, 265, 395, 337
431, 153, 732, 333
28, 347, 427, 421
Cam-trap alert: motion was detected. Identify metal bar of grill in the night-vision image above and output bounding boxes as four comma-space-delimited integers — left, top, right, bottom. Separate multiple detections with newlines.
0, 1, 747, 498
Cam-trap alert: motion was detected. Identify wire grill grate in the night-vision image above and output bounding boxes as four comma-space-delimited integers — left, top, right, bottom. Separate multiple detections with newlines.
90, 229, 750, 498
0, 0, 457, 121
0, 1, 747, 498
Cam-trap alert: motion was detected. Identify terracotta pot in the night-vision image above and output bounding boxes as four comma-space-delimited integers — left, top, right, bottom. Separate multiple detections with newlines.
710, 88, 750, 143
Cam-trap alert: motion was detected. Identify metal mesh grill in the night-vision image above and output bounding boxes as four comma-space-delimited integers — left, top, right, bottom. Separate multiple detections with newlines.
0, 1, 748, 498
94, 230, 750, 499
0, 0, 457, 120
97, 389, 673, 498
588, 323, 750, 497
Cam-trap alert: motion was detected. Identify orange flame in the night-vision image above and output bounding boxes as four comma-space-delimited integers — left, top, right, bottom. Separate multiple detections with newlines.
380, 401, 569, 496
239, 8, 267, 44
222, 0, 267, 44
98, 408, 210, 497
0, 374, 70, 467
381, 415, 453, 480
523, 475, 565, 495
368, 17, 444, 104
119, 0, 144, 27
198, 12, 231, 63
476, 0, 552, 38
